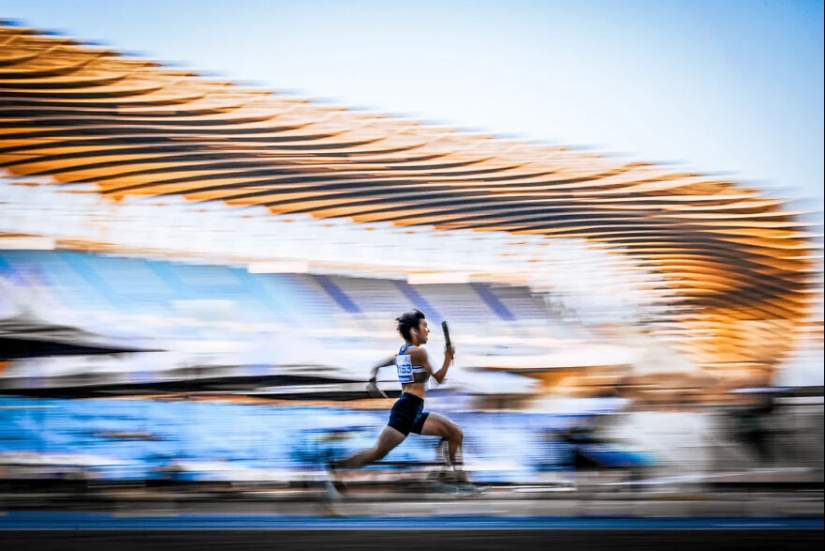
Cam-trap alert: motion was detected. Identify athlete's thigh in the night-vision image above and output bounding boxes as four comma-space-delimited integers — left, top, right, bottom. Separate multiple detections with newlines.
375, 425, 407, 453
419, 412, 460, 437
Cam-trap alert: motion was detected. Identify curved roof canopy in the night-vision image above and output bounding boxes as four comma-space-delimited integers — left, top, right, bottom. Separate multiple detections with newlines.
0, 22, 820, 379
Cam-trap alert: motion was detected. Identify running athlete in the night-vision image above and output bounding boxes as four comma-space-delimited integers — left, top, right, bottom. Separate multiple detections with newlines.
330, 309, 466, 482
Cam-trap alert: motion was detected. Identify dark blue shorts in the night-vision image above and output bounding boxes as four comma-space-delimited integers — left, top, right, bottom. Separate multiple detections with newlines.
388, 393, 430, 436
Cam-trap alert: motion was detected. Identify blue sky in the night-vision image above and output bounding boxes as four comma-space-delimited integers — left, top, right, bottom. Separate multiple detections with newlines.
2, 0, 823, 210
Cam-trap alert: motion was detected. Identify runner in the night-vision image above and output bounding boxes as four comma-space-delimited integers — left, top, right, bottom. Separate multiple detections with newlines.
329, 309, 473, 492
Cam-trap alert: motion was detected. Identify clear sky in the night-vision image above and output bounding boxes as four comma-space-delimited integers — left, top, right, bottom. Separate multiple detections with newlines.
2, 0, 823, 210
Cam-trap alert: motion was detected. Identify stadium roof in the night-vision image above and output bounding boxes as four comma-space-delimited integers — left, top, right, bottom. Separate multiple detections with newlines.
0, 22, 820, 378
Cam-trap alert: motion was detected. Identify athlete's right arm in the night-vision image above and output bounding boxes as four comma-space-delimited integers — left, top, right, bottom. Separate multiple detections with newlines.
369, 355, 396, 383
366, 355, 395, 398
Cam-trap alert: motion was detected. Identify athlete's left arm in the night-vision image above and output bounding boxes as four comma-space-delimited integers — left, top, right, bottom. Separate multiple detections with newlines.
414, 346, 454, 384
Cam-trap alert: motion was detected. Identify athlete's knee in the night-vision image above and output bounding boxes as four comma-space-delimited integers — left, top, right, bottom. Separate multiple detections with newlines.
371, 444, 393, 462
447, 424, 463, 445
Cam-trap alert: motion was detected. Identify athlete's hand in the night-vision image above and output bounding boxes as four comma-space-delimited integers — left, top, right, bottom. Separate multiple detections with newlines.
444, 345, 456, 361
366, 379, 388, 399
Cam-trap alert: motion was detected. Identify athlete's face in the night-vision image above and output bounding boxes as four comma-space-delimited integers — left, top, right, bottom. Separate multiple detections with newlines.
414, 320, 429, 344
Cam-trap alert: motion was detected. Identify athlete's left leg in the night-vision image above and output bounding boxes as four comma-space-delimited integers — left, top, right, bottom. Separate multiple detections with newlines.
420, 412, 464, 471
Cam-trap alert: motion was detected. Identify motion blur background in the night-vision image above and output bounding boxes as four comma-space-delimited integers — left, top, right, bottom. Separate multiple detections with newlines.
0, 0, 822, 508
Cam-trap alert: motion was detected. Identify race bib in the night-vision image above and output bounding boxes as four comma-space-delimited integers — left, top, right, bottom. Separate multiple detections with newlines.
395, 354, 413, 383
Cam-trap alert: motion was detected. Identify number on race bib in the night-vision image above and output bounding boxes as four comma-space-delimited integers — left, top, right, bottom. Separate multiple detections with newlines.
396, 354, 413, 383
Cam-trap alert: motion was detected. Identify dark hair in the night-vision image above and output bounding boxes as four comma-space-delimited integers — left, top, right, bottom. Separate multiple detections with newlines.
396, 309, 426, 341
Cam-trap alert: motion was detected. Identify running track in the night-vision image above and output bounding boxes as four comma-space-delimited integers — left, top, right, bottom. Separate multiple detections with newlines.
1, 512, 821, 551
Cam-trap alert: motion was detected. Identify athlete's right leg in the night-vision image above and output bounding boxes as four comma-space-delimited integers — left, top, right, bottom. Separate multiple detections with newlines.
334, 425, 406, 469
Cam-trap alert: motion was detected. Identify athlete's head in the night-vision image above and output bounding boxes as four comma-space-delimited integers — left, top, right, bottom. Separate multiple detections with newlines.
396, 309, 428, 344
